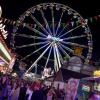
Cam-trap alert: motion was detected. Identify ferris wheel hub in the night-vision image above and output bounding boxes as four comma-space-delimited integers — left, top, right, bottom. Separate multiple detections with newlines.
47, 35, 63, 42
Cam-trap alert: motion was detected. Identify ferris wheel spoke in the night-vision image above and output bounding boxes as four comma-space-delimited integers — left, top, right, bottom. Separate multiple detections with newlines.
55, 11, 64, 36
57, 17, 73, 37
21, 42, 50, 60
59, 25, 82, 38
15, 33, 47, 40
62, 41, 88, 48
30, 14, 50, 35
55, 44, 62, 68
25, 43, 52, 73
53, 45, 59, 72
60, 43, 74, 54
56, 44, 63, 66
44, 46, 52, 68
57, 45, 64, 63
25, 24, 47, 37
58, 44, 70, 59
16, 41, 48, 48
63, 35, 87, 41
40, 9, 52, 35
51, 7, 55, 36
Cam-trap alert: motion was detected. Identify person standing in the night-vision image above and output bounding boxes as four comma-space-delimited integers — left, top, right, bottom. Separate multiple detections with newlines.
31, 81, 44, 100
11, 82, 20, 100
26, 84, 33, 100
18, 82, 27, 100
7, 80, 13, 100
47, 88, 56, 100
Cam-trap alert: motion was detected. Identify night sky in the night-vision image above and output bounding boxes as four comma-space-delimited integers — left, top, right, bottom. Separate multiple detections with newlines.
0, 0, 100, 62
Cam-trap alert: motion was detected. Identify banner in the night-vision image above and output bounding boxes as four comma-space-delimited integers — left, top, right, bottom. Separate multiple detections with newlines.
66, 78, 79, 100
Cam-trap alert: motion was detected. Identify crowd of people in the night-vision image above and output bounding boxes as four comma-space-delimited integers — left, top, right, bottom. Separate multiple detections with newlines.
0, 74, 65, 100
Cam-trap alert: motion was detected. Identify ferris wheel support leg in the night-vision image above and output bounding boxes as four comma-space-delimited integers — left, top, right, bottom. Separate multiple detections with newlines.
55, 44, 61, 69
53, 46, 59, 72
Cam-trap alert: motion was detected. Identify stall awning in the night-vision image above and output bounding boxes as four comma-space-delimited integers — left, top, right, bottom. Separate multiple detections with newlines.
54, 68, 90, 82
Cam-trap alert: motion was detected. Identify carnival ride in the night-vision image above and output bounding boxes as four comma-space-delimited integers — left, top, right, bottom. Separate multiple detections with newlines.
0, 3, 93, 78
0, 6, 16, 74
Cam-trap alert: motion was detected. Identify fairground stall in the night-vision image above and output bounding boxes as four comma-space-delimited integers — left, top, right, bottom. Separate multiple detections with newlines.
77, 71, 100, 100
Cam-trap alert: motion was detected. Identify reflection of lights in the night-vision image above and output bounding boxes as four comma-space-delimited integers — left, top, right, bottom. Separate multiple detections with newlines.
0, 42, 11, 61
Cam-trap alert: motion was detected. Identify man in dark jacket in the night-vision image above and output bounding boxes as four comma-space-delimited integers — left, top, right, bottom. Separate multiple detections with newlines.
18, 82, 27, 100
31, 89, 44, 100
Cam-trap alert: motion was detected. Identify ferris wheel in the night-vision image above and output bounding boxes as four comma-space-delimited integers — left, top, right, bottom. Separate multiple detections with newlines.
12, 3, 93, 74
